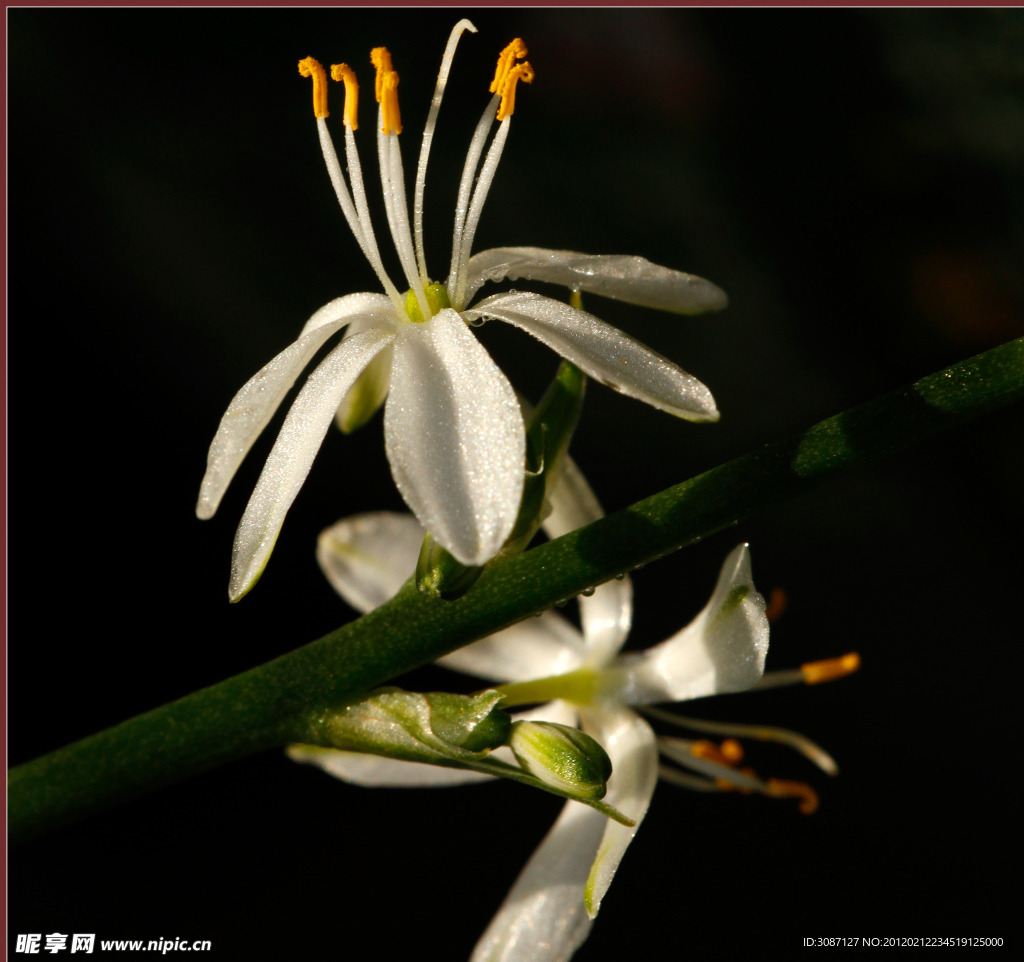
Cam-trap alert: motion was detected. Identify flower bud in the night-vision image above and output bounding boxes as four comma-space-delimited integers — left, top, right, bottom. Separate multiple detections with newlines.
509, 721, 612, 800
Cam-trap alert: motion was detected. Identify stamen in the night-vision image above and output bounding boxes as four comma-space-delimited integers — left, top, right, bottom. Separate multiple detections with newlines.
764, 587, 788, 623
330, 63, 359, 129
802, 652, 861, 684
496, 62, 535, 121
370, 47, 394, 102
380, 71, 402, 136
446, 93, 500, 305
413, 19, 478, 284
298, 56, 329, 119
767, 779, 820, 815
689, 739, 744, 766
490, 38, 528, 96
638, 706, 840, 776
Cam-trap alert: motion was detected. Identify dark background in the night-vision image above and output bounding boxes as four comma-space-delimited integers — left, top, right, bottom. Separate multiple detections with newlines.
9, 7, 1022, 957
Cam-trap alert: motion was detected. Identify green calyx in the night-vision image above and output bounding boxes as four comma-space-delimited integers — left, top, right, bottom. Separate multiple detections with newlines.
404, 282, 452, 323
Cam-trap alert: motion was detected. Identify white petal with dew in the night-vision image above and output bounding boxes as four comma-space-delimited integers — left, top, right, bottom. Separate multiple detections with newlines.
510, 700, 580, 728
470, 799, 604, 962
229, 329, 396, 601
286, 744, 494, 787
316, 511, 424, 614
463, 247, 729, 315
333, 313, 396, 433
609, 543, 768, 704
384, 308, 525, 566
196, 296, 395, 520
580, 706, 659, 919
437, 612, 587, 683
544, 456, 633, 667
464, 292, 719, 422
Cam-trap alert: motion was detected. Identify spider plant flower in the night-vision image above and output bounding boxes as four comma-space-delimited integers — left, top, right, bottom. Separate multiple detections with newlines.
196, 21, 728, 601
292, 466, 859, 961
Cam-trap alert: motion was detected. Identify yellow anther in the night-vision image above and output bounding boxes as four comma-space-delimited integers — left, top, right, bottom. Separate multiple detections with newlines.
380, 70, 402, 135
720, 739, 744, 765
767, 778, 820, 815
765, 586, 788, 623
370, 46, 394, 102
801, 651, 861, 685
691, 740, 737, 767
496, 62, 534, 121
330, 63, 359, 130
490, 38, 528, 94
298, 57, 329, 119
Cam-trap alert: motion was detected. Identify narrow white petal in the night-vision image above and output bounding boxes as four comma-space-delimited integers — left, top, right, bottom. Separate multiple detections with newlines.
413, 18, 478, 281
229, 329, 396, 601
544, 456, 633, 667
384, 308, 525, 566
437, 612, 586, 683
333, 311, 397, 433
463, 247, 729, 315
197, 298, 396, 520
510, 700, 580, 728
464, 292, 719, 422
316, 511, 425, 614
470, 799, 603, 962
579, 706, 659, 918
286, 744, 494, 787
608, 544, 769, 704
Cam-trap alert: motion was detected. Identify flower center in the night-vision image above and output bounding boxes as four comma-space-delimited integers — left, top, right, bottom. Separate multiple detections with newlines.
404, 282, 452, 323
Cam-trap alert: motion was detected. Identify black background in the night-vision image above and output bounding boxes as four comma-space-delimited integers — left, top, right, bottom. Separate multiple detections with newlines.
9, 7, 1022, 958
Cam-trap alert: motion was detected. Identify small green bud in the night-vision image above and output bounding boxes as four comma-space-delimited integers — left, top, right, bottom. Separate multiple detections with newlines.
509, 721, 612, 800
416, 532, 483, 599
404, 282, 452, 323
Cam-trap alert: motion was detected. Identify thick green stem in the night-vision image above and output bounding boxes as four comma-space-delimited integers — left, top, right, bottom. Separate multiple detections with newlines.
9, 338, 1023, 843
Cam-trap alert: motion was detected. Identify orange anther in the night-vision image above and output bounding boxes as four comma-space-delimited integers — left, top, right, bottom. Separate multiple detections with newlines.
690, 740, 728, 765
767, 779, 820, 815
801, 652, 861, 685
370, 47, 394, 102
379, 70, 402, 135
330, 63, 359, 130
720, 739, 744, 764
765, 587, 788, 623
496, 62, 534, 121
298, 57, 329, 119
490, 37, 528, 95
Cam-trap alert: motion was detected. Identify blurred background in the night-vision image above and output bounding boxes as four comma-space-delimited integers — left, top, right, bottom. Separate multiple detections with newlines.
9, 7, 1022, 956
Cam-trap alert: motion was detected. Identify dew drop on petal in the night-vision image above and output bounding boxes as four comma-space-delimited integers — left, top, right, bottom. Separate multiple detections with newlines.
581, 586, 596, 597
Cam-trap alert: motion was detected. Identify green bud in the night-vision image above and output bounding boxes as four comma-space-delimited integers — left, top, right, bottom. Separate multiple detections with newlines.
404, 282, 452, 323
415, 532, 483, 599
509, 721, 612, 800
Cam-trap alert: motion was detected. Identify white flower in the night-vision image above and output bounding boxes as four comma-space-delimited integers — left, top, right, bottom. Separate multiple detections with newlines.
292, 459, 800, 962
196, 22, 728, 601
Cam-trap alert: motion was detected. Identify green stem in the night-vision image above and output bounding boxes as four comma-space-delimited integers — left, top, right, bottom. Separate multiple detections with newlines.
9, 338, 1023, 843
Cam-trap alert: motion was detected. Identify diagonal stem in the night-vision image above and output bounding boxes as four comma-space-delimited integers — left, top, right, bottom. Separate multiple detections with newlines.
8, 337, 1023, 844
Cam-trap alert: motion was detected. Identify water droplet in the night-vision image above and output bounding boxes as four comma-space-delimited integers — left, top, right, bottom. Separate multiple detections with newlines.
469, 317, 486, 328
532, 610, 544, 618
581, 586, 596, 597
614, 573, 626, 581
508, 288, 518, 294
555, 599, 568, 608
633, 563, 646, 571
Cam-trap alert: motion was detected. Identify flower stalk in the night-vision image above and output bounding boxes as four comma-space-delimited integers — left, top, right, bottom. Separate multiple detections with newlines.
8, 337, 1023, 844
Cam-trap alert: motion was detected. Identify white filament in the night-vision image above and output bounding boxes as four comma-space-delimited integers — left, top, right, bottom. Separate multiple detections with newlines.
413, 18, 477, 283
388, 131, 431, 321
447, 94, 499, 305
376, 108, 430, 322
316, 118, 368, 259
455, 116, 510, 310
339, 123, 403, 312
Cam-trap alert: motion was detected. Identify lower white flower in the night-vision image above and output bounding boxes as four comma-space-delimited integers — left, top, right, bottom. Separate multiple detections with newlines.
196, 21, 729, 601
289, 458, 863, 961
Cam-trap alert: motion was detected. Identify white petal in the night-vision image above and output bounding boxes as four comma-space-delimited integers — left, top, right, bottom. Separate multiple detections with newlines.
464, 292, 718, 422
196, 295, 396, 520
579, 706, 659, 918
316, 512, 425, 614
510, 700, 580, 728
384, 308, 525, 566
608, 544, 769, 704
470, 799, 603, 962
229, 329, 396, 601
334, 312, 396, 433
436, 612, 586, 683
544, 456, 633, 667
464, 247, 728, 315
286, 744, 494, 787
